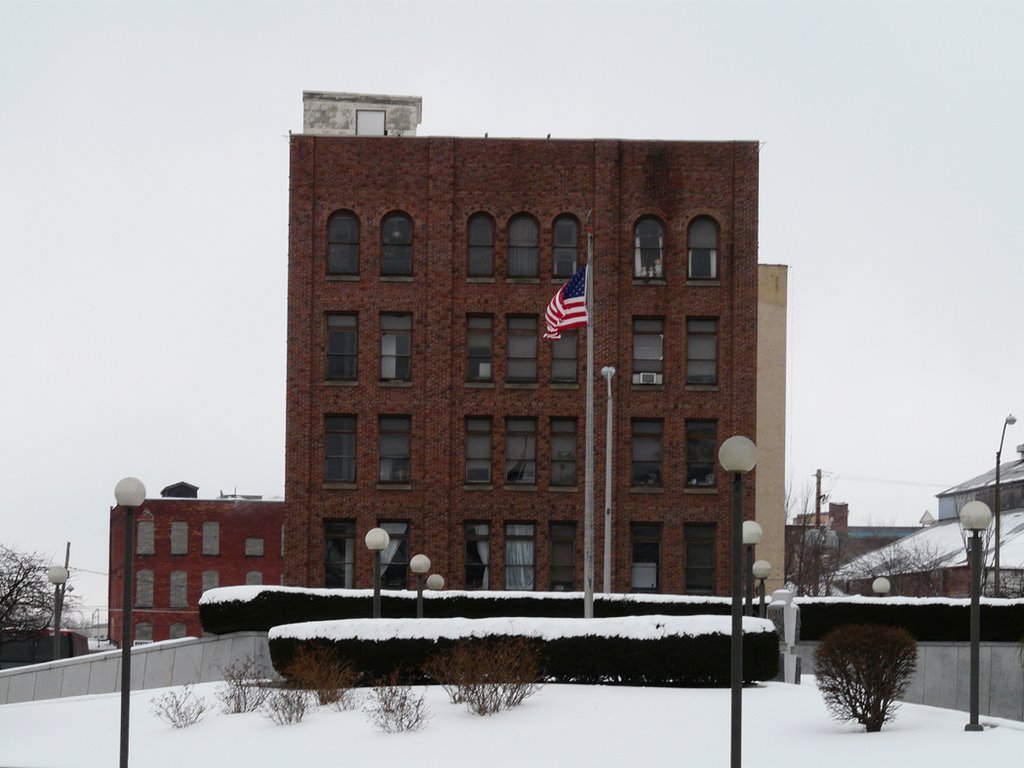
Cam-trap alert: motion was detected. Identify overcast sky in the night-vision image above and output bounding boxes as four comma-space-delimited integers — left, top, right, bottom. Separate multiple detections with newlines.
2, 0, 1021, 617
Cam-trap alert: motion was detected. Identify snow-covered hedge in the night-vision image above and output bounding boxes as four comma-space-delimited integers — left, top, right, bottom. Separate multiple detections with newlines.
267, 615, 780, 687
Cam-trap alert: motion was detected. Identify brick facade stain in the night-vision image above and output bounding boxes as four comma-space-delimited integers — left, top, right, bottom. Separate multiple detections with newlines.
285, 135, 760, 597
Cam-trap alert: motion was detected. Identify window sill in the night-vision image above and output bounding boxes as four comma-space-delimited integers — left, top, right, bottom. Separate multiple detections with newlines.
503, 484, 538, 492
379, 380, 413, 387
326, 275, 360, 281
684, 487, 718, 495
629, 486, 664, 494
550, 382, 579, 389
685, 384, 719, 392
380, 275, 414, 282
505, 382, 540, 389
325, 380, 358, 386
323, 483, 357, 490
463, 484, 493, 491
632, 278, 666, 286
465, 381, 495, 388
549, 485, 579, 493
467, 277, 496, 284
631, 384, 665, 392
377, 483, 412, 490
686, 279, 721, 287
506, 277, 540, 284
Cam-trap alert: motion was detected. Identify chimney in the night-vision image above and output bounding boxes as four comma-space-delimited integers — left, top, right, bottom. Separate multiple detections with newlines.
828, 502, 849, 535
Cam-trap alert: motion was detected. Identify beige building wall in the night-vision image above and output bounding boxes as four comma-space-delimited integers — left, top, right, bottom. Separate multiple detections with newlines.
756, 264, 788, 592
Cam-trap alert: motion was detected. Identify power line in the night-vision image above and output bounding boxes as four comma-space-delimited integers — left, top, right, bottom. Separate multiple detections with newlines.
834, 473, 952, 489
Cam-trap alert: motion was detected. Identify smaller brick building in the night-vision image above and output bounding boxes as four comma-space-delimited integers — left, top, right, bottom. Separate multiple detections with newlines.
108, 483, 284, 644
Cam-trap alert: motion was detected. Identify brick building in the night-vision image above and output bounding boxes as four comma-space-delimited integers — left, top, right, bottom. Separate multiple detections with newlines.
108, 483, 284, 643
284, 92, 779, 597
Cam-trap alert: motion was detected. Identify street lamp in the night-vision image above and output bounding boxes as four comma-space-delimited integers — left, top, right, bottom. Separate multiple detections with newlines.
872, 576, 891, 597
751, 560, 771, 618
719, 434, 758, 768
365, 527, 390, 619
961, 499, 992, 732
600, 365, 616, 594
994, 413, 1016, 597
425, 573, 445, 591
409, 554, 431, 618
113, 476, 145, 768
742, 521, 763, 617
47, 562, 69, 660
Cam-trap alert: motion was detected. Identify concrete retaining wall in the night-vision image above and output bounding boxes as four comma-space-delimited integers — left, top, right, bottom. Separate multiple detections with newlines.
794, 641, 1024, 722
0, 632, 274, 705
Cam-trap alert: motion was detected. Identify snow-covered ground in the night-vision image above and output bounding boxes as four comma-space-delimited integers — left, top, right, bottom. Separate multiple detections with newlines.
1, 677, 1020, 768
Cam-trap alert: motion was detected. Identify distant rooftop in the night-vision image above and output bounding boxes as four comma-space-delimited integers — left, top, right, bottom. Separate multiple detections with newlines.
937, 451, 1024, 498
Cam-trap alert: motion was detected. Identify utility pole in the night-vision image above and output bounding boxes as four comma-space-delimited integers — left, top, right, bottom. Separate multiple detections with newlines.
814, 468, 822, 528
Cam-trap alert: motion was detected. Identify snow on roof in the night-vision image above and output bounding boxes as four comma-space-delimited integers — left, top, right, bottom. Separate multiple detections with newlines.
937, 458, 1024, 496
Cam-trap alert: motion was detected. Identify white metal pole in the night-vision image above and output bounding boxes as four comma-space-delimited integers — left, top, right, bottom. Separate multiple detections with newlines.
584, 229, 595, 618
601, 367, 615, 593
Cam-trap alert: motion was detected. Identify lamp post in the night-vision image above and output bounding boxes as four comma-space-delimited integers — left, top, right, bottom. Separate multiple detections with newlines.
994, 413, 1016, 598
113, 477, 145, 768
872, 576, 891, 597
600, 365, 615, 594
961, 500, 992, 732
752, 560, 771, 618
47, 541, 70, 660
365, 527, 390, 619
410, 554, 431, 618
719, 435, 758, 768
425, 573, 445, 591
742, 521, 763, 617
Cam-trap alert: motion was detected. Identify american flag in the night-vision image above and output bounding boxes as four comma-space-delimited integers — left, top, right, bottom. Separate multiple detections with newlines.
544, 264, 588, 340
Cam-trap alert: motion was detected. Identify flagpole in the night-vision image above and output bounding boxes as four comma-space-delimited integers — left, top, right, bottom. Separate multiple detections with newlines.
584, 226, 595, 619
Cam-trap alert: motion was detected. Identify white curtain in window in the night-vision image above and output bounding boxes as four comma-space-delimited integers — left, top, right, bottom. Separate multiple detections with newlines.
506, 540, 534, 589
381, 334, 398, 378
476, 537, 490, 588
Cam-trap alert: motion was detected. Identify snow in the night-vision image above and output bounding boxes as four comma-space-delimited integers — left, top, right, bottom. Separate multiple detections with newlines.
1, 678, 1021, 768
269, 615, 778, 642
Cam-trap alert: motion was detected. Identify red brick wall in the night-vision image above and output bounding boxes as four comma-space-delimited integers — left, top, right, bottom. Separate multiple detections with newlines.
285, 136, 759, 596
108, 499, 284, 643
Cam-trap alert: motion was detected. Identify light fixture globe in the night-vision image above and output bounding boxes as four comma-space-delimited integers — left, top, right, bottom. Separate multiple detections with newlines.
425, 574, 445, 590
742, 520, 764, 545
872, 576, 891, 595
365, 527, 390, 551
410, 554, 431, 574
960, 501, 992, 531
47, 566, 69, 586
752, 559, 771, 580
1007, 414, 1018, 426
114, 477, 146, 508
719, 435, 757, 473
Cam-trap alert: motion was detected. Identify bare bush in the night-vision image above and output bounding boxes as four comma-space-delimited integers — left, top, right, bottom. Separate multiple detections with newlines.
814, 624, 917, 732
150, 685, 209, 728
284, 645, 362, 710
365, 672, 431, 733
216, 656, 272, 714
263, 687, 313, 725
424, 637, 544, 715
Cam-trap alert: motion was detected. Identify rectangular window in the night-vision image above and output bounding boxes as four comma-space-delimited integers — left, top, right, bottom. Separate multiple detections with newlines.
327, 313, 358, 380
245, 571, 263, 586
504, 418, 537, 485
324, 520, 356, 588
325, 415, 357, 483
170, 522, 188, 555
631, 419, 663, 487
135, 570, 154, 608
686, 420, 717, 487
380, 522, 409, 589
136, 520, 154, 556
135, 623, 153, 643
466, 315, 493, 381
506, 316, 538, 382
465, 523, 490, 589
631, 524, 662, 592
169, 623, 187, 640
685, 524, 716, 593
686, 318, 718, 385
245, 537, 264, 557
379, 416, 411, 483
465, 417, 492, 484
169, 571, 187, 609
549, 522, 576, 591
202, 521, 220, 556
550, 418, 577, 487
552, 217, 578, 277
550, 330, 578, 384
468, 215, 494, 277
632, 318, 664, 384
505, 523, 535, 590
201, 570, 219, 593
380, 313, 412, 381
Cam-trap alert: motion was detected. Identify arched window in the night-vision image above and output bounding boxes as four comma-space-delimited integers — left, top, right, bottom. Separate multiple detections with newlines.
381, 212, 413, 276
634, 218, 664, 278
468, 213, 494, 277
552, 215, 578, 277
688, 217, 719, 279
508, 214, 538, 277
327, 211, 359, 275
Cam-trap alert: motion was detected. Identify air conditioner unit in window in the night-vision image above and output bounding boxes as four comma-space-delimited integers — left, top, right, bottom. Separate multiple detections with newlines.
633, 372, 663, 385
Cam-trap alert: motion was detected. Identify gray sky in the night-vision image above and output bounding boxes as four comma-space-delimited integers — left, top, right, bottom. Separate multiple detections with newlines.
2, 0, 1022, 617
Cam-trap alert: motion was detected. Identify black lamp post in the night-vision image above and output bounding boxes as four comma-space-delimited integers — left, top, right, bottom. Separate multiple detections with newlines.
114, 477, 146, 768
961, 500, 992, 732
719, 435, 758, 768
994, 413, 1016, 597
364, 527, 390, 619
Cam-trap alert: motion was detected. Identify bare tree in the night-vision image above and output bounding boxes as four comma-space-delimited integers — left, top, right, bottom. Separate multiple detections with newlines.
784, 481, 849, 596
0, 544, 78, 634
